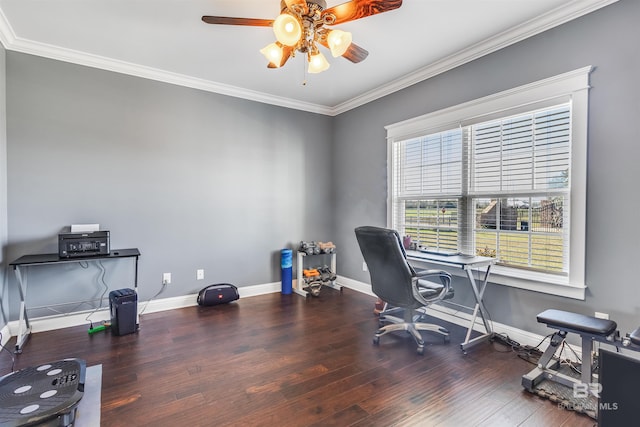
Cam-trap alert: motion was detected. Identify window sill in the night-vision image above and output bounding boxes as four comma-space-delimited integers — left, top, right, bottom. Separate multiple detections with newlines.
408, 258, 586, 300
489, 265, 586, 300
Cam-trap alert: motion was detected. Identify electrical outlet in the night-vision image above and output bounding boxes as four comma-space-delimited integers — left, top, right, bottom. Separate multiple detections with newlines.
163, 272, 171, 285
595, 311, 609, 320
363, 262, 368, 272
197, 269, 204, 280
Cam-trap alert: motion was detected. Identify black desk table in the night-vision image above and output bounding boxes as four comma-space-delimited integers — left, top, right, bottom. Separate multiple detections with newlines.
406, 251, 496, 353
9, 249, 140, 353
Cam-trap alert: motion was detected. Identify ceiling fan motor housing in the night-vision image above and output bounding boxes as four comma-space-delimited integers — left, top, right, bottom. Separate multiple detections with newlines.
279, 0, 333, 54
280, 0, 327, 13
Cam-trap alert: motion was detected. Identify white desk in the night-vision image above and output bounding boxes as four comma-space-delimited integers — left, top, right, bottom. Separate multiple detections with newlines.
406, 250, 497, 353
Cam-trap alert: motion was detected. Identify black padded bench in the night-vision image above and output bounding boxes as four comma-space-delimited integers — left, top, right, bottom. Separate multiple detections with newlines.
523, 309, 620, 393
537, 308, 640, 351
537, 308, 618, 339
523, 309, 640, 420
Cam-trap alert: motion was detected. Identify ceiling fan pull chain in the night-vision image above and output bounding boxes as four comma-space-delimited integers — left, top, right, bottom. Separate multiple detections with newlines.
302, 54, 308, 86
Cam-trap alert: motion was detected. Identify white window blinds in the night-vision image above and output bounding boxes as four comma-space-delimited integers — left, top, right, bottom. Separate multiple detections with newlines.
391, 103, 572, 271
471, 105, 571, 195
393, 129, 463, 199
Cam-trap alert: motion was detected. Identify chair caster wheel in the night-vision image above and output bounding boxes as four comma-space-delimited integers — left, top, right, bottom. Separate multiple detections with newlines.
373, 336, 380, 346
417, 346, 425, 355
444, 335, 450, 343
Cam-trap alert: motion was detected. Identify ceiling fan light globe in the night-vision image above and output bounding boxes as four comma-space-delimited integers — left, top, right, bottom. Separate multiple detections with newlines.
327, 30, 352, 57
260, 43, 284, 67
273, 13, 302, 47
308, 52, 330, 73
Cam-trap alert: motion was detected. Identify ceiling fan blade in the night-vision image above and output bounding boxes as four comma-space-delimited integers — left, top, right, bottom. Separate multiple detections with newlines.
283, 0, 309, 15
202, 16, 274, 27
341, 42, 369, 63
267, 46, 295, 68
318, 37, 369, 64
322, 0, 402, 25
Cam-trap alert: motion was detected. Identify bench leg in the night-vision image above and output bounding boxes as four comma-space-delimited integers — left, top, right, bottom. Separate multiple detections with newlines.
581, 335, 594, 386
522, 331, 565, 391
522, 329, 598, 393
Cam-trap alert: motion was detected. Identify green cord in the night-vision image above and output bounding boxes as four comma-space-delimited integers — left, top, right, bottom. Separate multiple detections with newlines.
88, 325, 107, 335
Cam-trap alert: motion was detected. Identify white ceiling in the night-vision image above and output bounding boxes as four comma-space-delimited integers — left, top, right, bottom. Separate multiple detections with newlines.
0, 0, 617, 115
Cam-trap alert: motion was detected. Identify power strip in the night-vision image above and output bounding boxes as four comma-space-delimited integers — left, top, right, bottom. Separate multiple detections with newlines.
493, 333, 522, 348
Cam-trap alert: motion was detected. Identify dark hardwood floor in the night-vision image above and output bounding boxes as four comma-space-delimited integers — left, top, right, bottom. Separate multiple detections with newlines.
1, 288, 595, 427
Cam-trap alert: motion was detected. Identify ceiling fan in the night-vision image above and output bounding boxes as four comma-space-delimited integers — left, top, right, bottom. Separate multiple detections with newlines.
202, 0, 402, 74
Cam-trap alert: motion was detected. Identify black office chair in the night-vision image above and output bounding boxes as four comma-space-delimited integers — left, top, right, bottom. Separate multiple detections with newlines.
355, 226, 454, 355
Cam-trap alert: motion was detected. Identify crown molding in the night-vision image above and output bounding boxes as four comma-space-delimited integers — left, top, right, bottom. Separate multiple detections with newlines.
0, 7, 15, 47
0, 0, 618, 117
0, 8, 333, 115
331, 0, 619, 115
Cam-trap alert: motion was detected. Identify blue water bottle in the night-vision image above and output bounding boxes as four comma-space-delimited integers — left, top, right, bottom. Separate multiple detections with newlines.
281, 249, 293, 295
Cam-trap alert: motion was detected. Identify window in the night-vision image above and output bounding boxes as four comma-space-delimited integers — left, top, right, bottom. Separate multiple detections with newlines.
386, 67, 591, 299
391, 129, 463, 253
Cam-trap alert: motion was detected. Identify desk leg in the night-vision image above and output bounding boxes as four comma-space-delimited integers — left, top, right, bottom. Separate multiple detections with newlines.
13, 266, 32, 353
460, 265, 494, 353
134, 256, 140, 327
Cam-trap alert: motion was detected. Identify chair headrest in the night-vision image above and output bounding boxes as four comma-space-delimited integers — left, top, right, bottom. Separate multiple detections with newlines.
355, 226, 420, 307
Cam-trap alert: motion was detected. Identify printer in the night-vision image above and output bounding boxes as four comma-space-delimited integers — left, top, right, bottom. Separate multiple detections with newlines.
58, 230, 110, 258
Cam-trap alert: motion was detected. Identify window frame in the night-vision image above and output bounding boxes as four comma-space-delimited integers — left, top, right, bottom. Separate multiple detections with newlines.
385, 67, 592, 300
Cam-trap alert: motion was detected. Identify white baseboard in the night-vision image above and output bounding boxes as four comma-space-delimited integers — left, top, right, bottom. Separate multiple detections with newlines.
1, 324, 11, 347
337, 276, 376, 297
6, 281, 282, 336
238, 282, 281, 298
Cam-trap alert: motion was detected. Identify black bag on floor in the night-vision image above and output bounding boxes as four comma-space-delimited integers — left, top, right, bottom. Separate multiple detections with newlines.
197, 283, 239, 306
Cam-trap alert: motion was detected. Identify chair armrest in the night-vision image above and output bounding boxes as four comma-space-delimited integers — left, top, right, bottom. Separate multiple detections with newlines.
414, 268, 449, 278
411, 270, 452, 305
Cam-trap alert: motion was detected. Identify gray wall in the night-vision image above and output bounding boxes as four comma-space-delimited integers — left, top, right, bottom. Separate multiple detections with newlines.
333, 0, 640, 336
5, 52, 333, 319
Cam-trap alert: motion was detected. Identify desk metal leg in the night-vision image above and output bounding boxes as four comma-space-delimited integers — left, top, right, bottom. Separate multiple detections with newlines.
134, 256, 140, 326
13, 266, 32, 353
460, 265, 494, 353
